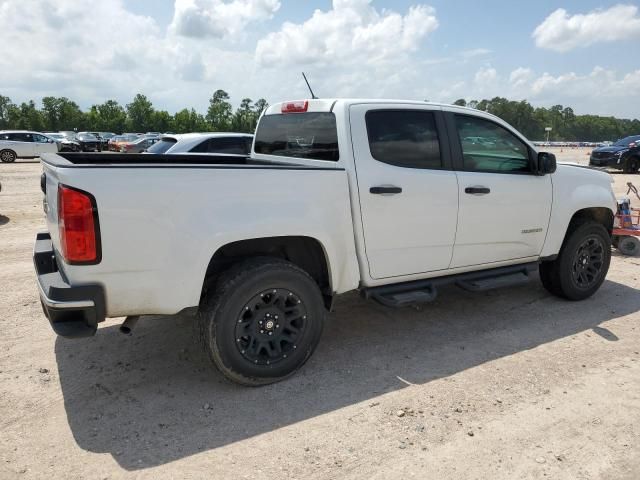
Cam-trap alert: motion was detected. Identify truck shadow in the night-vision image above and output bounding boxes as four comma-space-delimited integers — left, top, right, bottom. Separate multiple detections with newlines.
54, 277, 640, 470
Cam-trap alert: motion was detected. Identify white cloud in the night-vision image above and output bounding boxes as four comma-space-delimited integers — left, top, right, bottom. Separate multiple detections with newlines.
255, 0, 438, 67
531, 66, 640, 99
460, 48, 491, 59
509, 67, 533, 87
533, 4, 640, 52
169, 0, 280, 39
474, 67, 497, 85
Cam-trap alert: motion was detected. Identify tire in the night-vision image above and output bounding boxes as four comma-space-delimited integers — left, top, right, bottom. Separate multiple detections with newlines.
0, 149, 16, 163
199, 257, 325, 386
623, 156, 640, 174
539, 221, 611, 301
618, 236, 640, 256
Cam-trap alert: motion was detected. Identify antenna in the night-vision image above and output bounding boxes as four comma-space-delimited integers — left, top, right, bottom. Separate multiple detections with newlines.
302, 72, 317, 99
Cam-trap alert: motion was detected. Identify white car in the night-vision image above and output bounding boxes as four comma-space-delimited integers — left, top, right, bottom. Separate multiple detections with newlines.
0, 130, 59, 162
35, 98, 616, 385
145, 132, 253, 155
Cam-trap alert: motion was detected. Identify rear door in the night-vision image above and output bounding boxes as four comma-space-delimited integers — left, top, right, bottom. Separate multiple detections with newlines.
350, 105, 459, 279
8, 132, 35, 157
446, 112, 552, 268
32, 133, 57, 156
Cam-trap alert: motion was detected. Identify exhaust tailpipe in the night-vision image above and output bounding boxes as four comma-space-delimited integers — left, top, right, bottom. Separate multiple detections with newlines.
119, 316, 140, 335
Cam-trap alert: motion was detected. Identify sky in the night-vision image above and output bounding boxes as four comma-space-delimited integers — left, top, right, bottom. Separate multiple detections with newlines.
1, 0, 639, 118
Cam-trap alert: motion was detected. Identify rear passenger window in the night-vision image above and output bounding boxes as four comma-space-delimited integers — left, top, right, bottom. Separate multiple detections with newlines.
190, 138, 248, 155
454, 115, 531, 173
365, 110, 442, 169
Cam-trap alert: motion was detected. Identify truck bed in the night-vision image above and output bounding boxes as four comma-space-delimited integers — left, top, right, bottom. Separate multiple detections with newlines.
42, 152, 342, 170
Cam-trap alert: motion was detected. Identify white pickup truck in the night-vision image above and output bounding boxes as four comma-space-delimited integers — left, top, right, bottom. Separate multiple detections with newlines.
35, 99, 617, 385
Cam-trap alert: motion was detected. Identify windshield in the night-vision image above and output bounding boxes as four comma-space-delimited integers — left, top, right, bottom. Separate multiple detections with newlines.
614, 135, 640, 146
78, 134, 97, 140
254, 112, 339, 161
146, 138, 177, 154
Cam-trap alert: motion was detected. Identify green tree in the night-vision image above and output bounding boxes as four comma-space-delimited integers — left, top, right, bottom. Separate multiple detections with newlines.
0, 95, 14, 129
232, 98, 254, 132
206, 89, 232, 131
453, 98, 466, 107
126, 94, 154, 132
94, 100, 127, 132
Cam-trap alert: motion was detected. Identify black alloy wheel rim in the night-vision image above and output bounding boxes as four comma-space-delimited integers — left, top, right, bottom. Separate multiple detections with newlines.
571, 235, 605, 289
234, 288, 308, 365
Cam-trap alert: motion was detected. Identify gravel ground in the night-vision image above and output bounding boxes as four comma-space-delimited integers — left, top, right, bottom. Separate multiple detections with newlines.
1, 149, 639, 479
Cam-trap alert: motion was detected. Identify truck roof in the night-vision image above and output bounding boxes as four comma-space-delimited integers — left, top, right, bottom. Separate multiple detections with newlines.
264, 98, 478, 115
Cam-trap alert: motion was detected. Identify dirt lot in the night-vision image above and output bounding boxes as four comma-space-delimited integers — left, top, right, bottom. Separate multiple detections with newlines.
1, 148, 639, 479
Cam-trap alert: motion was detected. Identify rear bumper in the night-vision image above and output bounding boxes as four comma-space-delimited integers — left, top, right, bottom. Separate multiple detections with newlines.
34, 232, 105, 338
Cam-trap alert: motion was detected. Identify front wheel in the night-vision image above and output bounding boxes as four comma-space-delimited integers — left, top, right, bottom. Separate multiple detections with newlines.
623, 157, 639, 174
539, 221, 611, 300
199, 258, 325, 386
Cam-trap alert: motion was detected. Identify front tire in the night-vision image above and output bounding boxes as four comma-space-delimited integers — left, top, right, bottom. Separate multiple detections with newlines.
539, 221, 611, 300
0, 149, 16, 163
199, 258, 325, 386
623, 157, 639, 174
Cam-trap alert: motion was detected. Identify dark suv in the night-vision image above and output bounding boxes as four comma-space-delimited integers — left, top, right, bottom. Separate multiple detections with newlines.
589, 135, 640, 173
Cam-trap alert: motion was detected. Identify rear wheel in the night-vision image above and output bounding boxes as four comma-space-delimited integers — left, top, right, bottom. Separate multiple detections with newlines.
0, 149, 16, 163
199, 258, 325, 386
539, 221, 611, 300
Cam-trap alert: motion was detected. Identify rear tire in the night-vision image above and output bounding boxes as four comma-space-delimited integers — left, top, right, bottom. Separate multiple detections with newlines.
539, 221, 611, 300
0, 149, 16, 163
199, 257, 325, 386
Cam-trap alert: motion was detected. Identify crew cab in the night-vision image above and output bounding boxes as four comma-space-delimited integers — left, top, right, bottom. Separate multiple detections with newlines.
34, 99, 617, 385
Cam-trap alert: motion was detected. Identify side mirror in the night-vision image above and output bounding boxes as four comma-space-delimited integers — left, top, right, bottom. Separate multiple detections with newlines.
537, 152, 556, 175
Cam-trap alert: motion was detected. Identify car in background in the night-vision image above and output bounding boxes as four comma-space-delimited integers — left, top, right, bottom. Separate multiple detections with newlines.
145, 133, 253, 155
0, 130, 58, 162
108, 134, 138, 151
118, 136, 159, 153
45, 132, 80, 152
97, 132, 116, 150
75, 132, 100, 152
590, 135, 640, 173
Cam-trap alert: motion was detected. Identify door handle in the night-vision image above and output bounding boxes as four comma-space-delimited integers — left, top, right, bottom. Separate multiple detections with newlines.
370, 186, 402, 195
465, 186, 490, 195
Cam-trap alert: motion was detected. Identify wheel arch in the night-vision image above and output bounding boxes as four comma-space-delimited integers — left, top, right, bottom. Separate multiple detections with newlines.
559, 207, 614, 251
201, 236, 333, 309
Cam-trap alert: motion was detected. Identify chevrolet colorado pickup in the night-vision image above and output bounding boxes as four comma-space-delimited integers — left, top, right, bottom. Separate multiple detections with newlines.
35, 99, 617, 385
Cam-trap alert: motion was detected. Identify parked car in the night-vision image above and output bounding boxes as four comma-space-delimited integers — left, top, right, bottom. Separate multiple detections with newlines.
97, 132, 115, 150
145, 133, 253, 155
45, 133, 80, 152
74, 132, 100, 152
108, 134, 138, 151
589, 135, 640, 173
0, 130, 58, 162
35, 98, 616, 386
118, 136, 159, 153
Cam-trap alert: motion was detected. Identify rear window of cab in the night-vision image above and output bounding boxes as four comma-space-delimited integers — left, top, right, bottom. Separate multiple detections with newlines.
254, 112, 339, 161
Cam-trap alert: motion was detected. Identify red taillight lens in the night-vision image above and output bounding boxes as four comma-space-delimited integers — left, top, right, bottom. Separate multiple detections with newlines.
58, 185, 100, 264
281, 100, 309, 113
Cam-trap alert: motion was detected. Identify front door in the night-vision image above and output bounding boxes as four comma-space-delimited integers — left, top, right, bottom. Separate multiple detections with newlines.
350, 105, 459, 279
447, 113, 552, 268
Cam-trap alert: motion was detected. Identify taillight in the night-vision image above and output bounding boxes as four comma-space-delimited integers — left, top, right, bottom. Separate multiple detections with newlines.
281, 100, 309, 113
58, 185, 100, 264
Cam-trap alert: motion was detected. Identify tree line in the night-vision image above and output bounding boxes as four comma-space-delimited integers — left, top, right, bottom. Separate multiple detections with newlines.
0, 90, 267, 135
453, 98, 640, 142
0, 90, 638, 141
